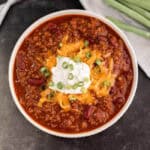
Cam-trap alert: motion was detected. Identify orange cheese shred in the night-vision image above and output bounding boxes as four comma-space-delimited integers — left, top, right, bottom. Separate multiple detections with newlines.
38, 36, 116, 111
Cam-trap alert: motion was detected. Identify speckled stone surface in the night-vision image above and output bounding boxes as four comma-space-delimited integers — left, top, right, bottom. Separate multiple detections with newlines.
0, 0, 150, 150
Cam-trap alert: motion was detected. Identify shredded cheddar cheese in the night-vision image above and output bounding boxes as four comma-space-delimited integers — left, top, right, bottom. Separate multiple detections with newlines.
38, 35, 116, 111
55, 93, 70, 111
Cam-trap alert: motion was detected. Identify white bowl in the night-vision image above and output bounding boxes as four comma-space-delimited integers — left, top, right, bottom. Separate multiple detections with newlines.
9, 9, 138, 138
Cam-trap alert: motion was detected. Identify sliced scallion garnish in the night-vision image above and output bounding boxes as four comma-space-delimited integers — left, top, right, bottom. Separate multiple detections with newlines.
85, 51, 91, 58
68, 73, 74, 80
68, 64, 74, 70
102, 80, 111, 87
66, 84, 72, 90
57, 82, 64, 89
84, 40, 89, 47
69, 96, 77, 101
40, 66, 47, 73
62, 61, 68, 69
81, 87, 87, 94
57, 55, 62, 59
84, 77, 90, 82
72, 83, 78, 89
40, 66, 50, 78
73, 56, 81, 63
44, 72, 50, 77
47, 91, 55, 100
77, 81, 84, 87
49, 81, 54, 87
95, 59, 102, 66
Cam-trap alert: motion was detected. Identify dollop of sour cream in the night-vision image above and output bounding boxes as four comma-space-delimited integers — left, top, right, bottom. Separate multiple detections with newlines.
49, 56, 91, 94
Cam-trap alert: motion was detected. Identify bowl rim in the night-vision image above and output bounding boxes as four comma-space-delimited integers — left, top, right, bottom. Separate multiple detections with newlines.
8, 9, 138, 138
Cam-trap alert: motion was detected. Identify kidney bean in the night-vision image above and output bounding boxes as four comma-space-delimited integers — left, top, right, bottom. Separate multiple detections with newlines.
87, 36, 95, 44
28, 78, 45, 86
84, 105, 96, 119
48, 23, 61, 36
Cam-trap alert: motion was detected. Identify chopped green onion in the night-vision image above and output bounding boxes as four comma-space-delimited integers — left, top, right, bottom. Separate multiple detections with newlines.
72, 83, 78, 89
40, 67, 47, 73
77, 81, 84, 87
84, 77, 90, 82
103, 80, 111, 87
47, 91, 55, 100
62, 61, 68, 69
40, 66, 50, 78
68, 73, 74, 80
57, 82, 64, 89
73, 56, 81, 63
66, 84, 72, 90
69, 96, 77, 102
95, 59, 102, 66
68, 64, 74, 70
57, 55, 62, 59
44, 72, 50, 78
49, 81, 54, 87
81, 87, 87, 94
85, 51, 92, 58
59, 42, 63, 48
84, 40, 89, 47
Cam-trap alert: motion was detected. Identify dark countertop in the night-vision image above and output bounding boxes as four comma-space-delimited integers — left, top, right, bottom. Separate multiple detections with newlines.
0, 0, 149, 150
